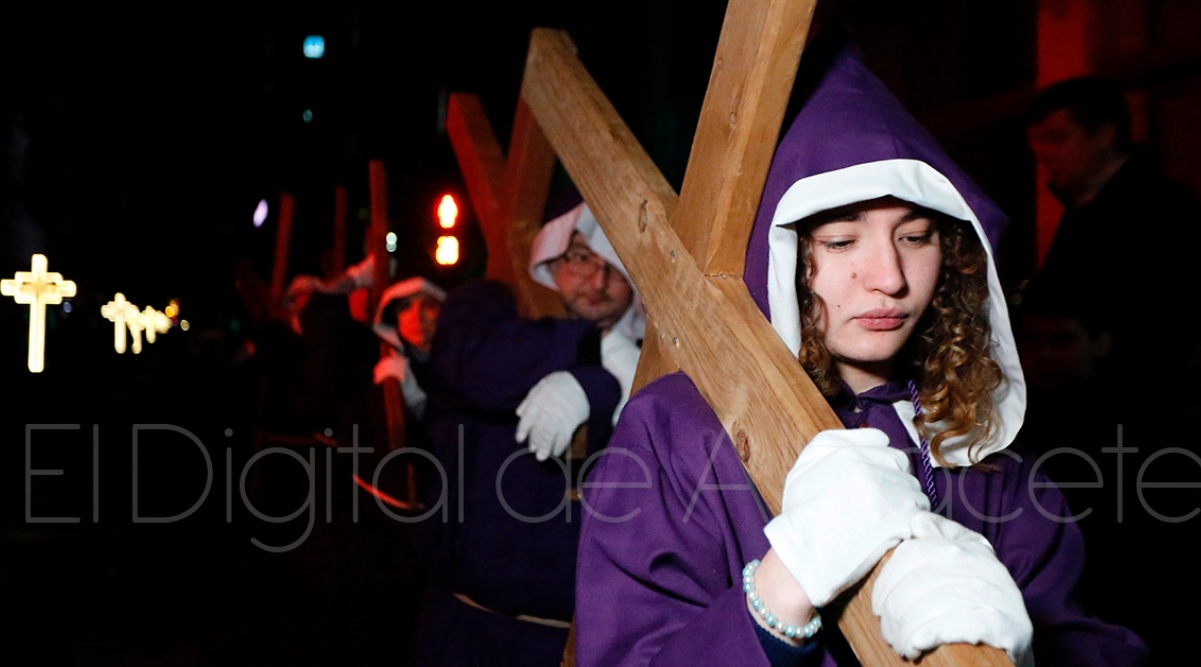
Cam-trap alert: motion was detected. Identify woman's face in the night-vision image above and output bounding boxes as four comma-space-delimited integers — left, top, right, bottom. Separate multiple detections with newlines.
398, 294, 441, 352
807, 199, 943, 392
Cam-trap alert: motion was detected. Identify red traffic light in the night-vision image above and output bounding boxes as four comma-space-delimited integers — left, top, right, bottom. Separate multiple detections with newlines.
437, 194, 458, 229
435, 236, 459, 265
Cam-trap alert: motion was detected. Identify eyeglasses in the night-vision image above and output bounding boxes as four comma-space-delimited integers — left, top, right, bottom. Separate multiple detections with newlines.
551, 249, 610, 279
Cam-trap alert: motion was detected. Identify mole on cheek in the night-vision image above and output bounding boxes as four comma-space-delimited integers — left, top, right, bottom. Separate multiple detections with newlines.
851, 272, 858, 280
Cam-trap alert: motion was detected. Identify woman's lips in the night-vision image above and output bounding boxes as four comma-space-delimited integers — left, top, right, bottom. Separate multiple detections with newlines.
855, 310, 907, 331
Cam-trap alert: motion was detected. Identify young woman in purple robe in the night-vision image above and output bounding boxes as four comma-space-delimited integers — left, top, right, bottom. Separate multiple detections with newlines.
574, 35, 1149, 667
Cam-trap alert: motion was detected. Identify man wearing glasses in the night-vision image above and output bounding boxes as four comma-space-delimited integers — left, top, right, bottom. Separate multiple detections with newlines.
411, 199, 642, 667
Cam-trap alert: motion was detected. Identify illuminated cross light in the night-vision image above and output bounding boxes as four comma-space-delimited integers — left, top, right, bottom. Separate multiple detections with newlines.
125, 304, 146, 354
101, 293, 135, 354
101, 293, 174, 354
1, 253, 77, 373
141, 306, 172, 344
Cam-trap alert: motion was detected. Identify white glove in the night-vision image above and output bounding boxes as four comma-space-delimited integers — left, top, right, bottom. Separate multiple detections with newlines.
343, 255, 377, 290
763, 427, 930, 607
601, 330, 640, 425
872, 512, 1034, 665
283, 274, 323, 309
374, 354, 428, 417
374, 353, 409, 385
515, 371, 589, 461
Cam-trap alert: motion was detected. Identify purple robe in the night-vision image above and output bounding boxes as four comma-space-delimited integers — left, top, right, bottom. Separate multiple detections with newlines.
576, 373, 1148, 667
415, 279, 621, 667
575, 32, 1148, 667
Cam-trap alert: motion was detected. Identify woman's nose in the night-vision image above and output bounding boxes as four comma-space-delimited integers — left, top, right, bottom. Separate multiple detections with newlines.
863, 245, 906, 295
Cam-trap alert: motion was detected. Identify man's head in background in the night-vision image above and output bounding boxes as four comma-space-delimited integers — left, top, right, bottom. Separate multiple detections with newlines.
1026, 76, 1133, 207
530, 202, 640, 335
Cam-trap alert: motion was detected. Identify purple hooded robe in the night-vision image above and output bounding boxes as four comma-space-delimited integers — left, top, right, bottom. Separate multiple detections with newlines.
574, 38, 1149, 667
414, 278, 622, 666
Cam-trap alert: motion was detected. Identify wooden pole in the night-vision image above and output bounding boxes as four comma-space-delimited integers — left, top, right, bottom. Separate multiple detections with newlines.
368, 162, 389, 308
332, 183, 348, 278
367, 159, 408, 458
269, 191, 295, 304
519, 12, 1010, 667
366, 161, 423, 507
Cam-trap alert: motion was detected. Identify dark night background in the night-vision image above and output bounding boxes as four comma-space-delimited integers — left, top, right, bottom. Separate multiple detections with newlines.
0, 1, 1041, 323
2, 1, 1198, 665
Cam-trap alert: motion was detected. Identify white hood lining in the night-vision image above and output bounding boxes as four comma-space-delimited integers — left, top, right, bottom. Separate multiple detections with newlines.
765, 159, 1025, 466
529, 202, 646, 342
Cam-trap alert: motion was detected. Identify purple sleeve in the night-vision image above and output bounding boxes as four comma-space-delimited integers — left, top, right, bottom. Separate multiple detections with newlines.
418, 280, 621, 619
570, 366, 624, 455
429, 280, 601, 412
952, 454, 1150, 666
575, 376, 825, 667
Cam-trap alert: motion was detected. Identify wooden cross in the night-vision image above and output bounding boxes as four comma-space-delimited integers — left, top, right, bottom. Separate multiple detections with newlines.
446, 91, 566, 318
506, 0, 1011, 664
2, 253, 76, 373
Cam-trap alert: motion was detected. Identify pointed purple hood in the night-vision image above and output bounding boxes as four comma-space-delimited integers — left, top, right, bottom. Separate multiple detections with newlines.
744, 39, 1025, 466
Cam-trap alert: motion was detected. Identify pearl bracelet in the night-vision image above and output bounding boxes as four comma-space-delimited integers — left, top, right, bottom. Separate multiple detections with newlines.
743, 559, 822, 641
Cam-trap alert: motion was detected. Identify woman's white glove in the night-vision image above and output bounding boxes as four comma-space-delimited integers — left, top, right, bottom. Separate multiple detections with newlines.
374, 354, 428, 417
763, 427, 930, 607
343, 255, 377, 290
872, 511, 1034, 666
283, 274, 323, 310
515, 371, 589, 461
601, 330, 640, 425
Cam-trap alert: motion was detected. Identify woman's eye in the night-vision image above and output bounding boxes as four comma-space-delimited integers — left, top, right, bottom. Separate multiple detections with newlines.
900, 231, 935, 246
821, 239, 853, 251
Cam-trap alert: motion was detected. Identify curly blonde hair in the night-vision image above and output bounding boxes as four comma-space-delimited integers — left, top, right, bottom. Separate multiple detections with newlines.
795, 208, 1002, 466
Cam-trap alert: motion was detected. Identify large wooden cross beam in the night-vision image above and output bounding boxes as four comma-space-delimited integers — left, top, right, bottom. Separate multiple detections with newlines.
445, 93, 565, 318
512, 0, 1011, 664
